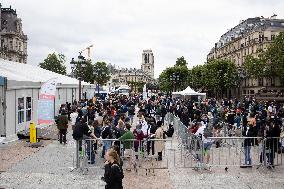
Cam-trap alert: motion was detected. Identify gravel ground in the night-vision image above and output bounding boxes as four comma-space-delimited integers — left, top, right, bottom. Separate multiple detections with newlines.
0, 138, 52, 172
0, 113, 173, 189
167, 137, 284, 189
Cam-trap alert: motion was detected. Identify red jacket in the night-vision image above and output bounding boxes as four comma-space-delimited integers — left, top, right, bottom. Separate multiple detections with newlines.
133, 129, 145, 148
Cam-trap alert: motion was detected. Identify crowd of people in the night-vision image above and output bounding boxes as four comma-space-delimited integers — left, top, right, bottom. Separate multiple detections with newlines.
56, 94, 284, 188
56, 94, 173, 189
167, 97, 284, 168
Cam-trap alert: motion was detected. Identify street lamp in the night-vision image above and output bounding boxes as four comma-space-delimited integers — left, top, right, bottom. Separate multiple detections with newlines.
170, 73, 180, 92
70, 52, 87, 102
237, 67, 246, 100
70, 52, 87, 169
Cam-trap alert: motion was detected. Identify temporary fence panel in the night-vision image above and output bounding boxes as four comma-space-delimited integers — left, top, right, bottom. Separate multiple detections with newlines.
75, 138, 173, 173
71, 113, 284, 173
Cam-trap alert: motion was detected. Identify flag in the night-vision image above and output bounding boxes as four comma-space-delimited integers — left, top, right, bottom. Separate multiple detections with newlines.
38, 78, 58, 125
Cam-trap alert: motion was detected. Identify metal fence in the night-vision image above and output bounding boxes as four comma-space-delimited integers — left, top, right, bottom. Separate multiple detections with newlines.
73, 138, 173, 174
167, 113, 284, 170
72, 113, 284, 172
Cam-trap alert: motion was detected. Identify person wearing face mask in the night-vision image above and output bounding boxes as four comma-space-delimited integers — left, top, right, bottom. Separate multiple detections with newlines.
133, 124, 146, 159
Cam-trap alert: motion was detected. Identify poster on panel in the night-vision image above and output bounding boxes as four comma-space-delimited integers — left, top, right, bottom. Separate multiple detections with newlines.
38, 78, 58, 125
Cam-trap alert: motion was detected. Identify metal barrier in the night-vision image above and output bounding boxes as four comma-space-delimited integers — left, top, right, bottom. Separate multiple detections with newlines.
74, 138, 173, 174
167, 113, 284, 170
72, 113, 284, 172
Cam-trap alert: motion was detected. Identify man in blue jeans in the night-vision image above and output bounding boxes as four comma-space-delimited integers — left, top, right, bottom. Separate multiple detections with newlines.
241, 125, 254, 168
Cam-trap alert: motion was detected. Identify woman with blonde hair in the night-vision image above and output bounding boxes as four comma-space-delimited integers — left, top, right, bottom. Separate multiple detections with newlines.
102, 148, 124, 189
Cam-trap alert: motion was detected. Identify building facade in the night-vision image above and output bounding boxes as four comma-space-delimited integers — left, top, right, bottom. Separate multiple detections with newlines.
0, 4, 27, 64
207, 16, 284, 99
108, 49, 156, 91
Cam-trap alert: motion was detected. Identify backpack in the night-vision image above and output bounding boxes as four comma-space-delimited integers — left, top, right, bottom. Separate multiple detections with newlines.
72, 123, 84, 140
203, 127, 213, 138
102, 126, 112, 139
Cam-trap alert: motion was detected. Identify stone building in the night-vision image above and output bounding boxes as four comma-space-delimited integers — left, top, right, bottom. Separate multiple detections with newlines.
0, 4, 27, 63
207, 16, 284, 99
108, 49, 156, 91
141, 49, 155, 79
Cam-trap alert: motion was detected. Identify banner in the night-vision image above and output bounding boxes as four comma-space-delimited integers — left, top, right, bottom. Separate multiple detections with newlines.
142, 84, 147, 100
38, 78, 58, 125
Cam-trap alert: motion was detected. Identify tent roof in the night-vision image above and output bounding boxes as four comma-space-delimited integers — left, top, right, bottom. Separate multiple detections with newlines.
0, 59, 91, 85
173, 86, 206, 96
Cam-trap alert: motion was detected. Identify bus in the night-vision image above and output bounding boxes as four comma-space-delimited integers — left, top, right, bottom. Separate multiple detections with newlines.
115, 85, 130, 96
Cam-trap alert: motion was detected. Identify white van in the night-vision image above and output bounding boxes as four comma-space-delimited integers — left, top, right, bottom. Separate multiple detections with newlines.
115, 85, 130, 96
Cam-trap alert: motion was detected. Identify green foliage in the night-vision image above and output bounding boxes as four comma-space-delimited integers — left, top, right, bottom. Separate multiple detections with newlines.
72, 60, 94, 83
158, 65, 190, 93
93, 62, 111, 86
39, 53, 67, 75
175, 56, 187, 67
179, 59, 238, 97
244, 55, 266, 78
191, 65, 205, 90
83, 60, 95, 83
265, 32, 284, 84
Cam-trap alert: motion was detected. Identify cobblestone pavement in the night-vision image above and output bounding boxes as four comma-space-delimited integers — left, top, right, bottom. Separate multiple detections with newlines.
167, 137, 284, 189
0, 137, 52, 172
1, 115, 284, 188
0, 127, 106, 189
0, 111, 173, 189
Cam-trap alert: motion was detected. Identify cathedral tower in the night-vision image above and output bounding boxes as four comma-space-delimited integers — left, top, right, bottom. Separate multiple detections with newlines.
141, 49, 154, 78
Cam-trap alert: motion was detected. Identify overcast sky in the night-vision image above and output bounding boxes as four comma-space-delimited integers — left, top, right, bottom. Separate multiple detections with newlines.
2, 0, 284, 78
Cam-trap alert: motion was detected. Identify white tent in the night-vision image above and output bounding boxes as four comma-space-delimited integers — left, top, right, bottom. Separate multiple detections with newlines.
173, 86, 206, 97
0, 60, 93, 142
0, 59, 90, 85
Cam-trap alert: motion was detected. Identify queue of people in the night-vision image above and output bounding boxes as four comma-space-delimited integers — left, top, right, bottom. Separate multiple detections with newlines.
165, 96, 283, 168
56, 94, 284, 189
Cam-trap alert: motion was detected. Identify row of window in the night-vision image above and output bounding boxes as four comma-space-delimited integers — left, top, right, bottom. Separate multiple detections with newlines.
0, 38, 26, 52
217, 33, 275, 57
243, 78, 276, 87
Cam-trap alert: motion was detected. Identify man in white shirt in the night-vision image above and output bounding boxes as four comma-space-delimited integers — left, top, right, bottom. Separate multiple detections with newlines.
70, 109, 78, 130
138, 116, 149, 136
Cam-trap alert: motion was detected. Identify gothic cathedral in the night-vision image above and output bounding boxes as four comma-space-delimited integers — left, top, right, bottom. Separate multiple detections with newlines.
141, 49, 154, 79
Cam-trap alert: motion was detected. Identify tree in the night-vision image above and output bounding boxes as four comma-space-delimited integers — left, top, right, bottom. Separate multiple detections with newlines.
158, 56, 191, 93
93, 62, 111, 86
39, 53, 67, 75
158, 65, 189, 93
175, 56, 187, 67
72, 60, 94, 83
191, 65, 205, 90
265, 32, 284, 84
191, 59, 238, 98
207, 59, 238, 97
244, 55, 267, 79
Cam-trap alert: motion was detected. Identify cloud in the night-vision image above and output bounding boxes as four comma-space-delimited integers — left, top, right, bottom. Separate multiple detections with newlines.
1, 0, 284, 78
